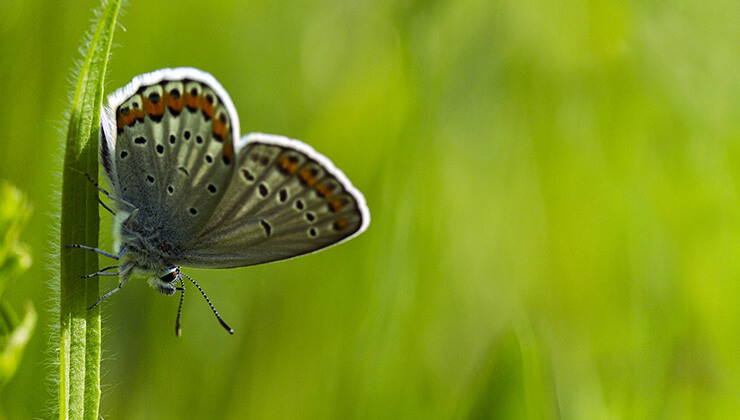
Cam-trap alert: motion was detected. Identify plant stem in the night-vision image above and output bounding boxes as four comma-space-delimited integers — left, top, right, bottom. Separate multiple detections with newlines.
58, 0, 121, 418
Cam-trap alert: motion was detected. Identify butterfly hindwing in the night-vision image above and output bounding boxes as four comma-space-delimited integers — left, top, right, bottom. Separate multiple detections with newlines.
175, 133, 370, 268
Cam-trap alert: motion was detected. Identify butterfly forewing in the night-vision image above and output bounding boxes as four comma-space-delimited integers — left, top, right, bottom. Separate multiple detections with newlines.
101, 68, 239, 245
174, 134, 369, 268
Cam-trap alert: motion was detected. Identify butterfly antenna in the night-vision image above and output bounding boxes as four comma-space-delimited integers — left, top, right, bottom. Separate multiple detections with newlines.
175, 278, 186, 337
181, 273, 234, 334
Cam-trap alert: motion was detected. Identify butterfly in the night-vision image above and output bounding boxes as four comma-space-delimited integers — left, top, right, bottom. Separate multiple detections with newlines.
70, 68, 370, 335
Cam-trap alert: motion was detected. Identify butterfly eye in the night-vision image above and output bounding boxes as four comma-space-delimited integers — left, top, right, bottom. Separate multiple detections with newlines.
159, 267, 180, 283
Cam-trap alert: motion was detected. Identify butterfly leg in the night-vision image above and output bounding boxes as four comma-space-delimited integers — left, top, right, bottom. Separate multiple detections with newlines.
88, 264, 134, 310
80, 261, 134, 279
98, 198, 116, 215
82, 172, 136, 211
66, 244, 128, 260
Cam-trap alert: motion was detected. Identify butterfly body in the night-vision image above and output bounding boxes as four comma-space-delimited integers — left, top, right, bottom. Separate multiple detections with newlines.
113, 212, 180, 294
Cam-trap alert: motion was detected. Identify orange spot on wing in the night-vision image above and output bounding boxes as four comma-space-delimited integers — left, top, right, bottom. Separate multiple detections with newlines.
117, 112, 128, 131
117, 106, 135, 129
315, 183, 334, 198
200, 95, 215, 119
333, 218, 348, 230
165, 91, 183, 113
132, 107, 145, 123
328, 198, 345, 213
184, 90, 199, 110
142, 96, 165, 118
298, 169, 318, 187
222, 140, 233, 162
277, 156, 299, 174
212, 116, 228, 141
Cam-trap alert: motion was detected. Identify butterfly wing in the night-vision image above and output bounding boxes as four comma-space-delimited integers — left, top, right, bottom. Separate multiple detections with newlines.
100, 68, 240, 246
172, 133, 370, 268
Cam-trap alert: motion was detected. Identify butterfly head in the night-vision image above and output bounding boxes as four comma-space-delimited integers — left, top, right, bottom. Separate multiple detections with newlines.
155, 266, 181, 296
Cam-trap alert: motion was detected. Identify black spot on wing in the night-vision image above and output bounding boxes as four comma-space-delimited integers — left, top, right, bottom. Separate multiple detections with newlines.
258, 183, 269, 198
260, 219, 272, 236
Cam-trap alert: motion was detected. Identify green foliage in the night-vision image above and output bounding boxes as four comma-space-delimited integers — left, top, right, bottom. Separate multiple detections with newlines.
0, 182, 31, 284
0, 181, 35, 389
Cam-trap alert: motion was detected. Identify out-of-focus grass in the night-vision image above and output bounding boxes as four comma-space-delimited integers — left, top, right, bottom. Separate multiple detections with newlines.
2, 0, 740, 418
0, 181, 35, 392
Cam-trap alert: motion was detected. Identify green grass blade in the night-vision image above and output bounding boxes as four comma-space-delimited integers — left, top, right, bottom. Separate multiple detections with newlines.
58, 0, 122, 418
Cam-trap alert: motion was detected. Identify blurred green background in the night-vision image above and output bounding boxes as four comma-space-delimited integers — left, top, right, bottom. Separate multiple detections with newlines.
2, 0, 740, 418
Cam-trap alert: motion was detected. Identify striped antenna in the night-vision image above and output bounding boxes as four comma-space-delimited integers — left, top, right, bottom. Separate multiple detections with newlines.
181, 273, 234, 334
